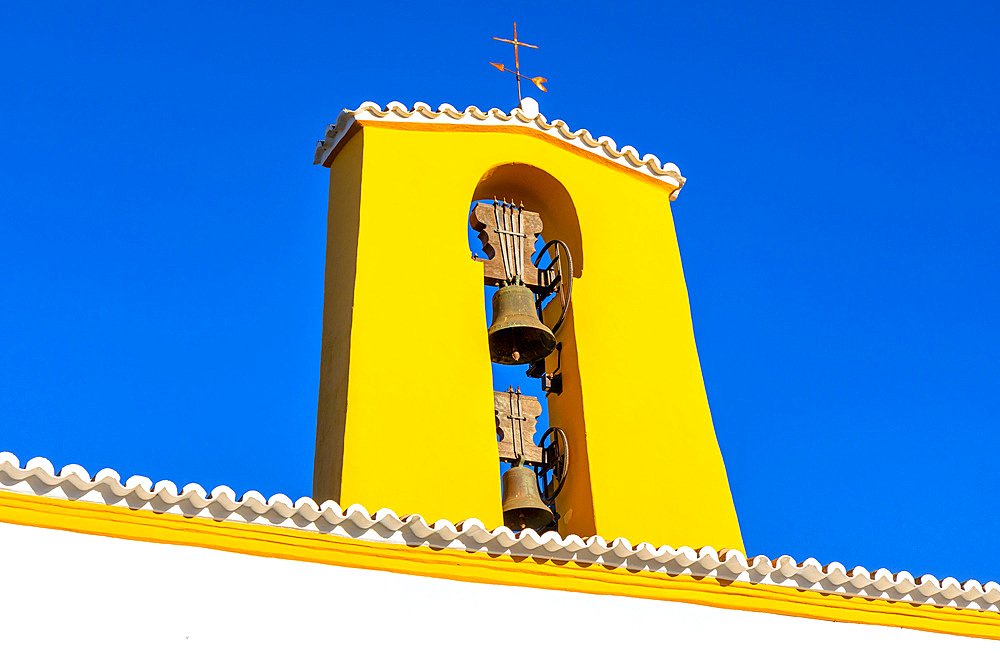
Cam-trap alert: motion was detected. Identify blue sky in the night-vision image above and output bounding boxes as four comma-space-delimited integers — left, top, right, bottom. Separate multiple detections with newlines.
2, 2, 998, 584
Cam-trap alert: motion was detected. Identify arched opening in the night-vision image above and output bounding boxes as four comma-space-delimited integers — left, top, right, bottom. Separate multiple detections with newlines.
471, 163, 583, 279
467, 163, 593, 535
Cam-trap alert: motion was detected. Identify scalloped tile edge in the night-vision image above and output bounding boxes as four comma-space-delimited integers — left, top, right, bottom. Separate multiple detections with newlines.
1, 451, 996, 613
312, 100, 687, 201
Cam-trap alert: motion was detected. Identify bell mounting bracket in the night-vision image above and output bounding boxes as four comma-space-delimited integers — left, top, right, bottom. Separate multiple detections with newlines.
494, 387, 544, 464
526, 342, 563, 395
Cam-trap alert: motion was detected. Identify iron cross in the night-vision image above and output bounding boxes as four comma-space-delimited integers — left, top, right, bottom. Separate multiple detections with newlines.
490, 22, 547, 103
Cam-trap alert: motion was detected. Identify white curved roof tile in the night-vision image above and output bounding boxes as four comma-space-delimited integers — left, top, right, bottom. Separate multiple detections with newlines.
313, 100, 687, 200
2, 451, 996, 612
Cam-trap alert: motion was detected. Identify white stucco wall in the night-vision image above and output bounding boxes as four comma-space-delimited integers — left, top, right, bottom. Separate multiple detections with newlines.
0, 521, 994, 664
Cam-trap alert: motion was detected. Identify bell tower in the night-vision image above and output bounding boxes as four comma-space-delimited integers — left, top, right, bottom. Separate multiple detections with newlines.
313, 99, 745, 553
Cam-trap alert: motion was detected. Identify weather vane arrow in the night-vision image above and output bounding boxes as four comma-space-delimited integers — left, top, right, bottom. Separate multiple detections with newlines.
490, 22, 547, 104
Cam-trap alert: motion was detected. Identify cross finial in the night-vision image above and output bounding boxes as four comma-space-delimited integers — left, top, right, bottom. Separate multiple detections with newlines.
490, 22, 547, 104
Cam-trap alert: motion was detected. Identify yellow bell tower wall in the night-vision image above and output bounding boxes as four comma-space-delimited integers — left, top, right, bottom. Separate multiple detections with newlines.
315, 114, 744, 553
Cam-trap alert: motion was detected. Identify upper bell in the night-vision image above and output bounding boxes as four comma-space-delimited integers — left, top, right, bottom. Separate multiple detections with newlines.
488, 283, 556, 365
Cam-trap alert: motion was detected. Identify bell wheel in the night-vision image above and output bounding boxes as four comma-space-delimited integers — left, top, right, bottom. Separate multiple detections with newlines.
533, 239, 573, 335
538, 427, 569, 505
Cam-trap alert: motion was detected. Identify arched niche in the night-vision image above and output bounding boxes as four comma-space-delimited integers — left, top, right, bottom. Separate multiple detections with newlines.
469, 161, 595, 537
471, 163, 584, 277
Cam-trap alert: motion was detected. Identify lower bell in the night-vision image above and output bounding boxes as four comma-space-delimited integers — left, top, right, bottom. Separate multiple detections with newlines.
487, 283, 556, 365
501, 464, 554, 532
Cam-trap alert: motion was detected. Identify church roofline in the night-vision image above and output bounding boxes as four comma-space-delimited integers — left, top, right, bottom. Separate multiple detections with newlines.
1, 450, 997, 616
312, 100, 687, 200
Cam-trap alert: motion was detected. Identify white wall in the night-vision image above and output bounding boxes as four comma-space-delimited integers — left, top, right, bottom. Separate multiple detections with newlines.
0, 522, 994, 664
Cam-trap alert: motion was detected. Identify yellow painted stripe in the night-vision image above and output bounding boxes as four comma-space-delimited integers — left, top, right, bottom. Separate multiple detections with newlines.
1, 490, 997, 641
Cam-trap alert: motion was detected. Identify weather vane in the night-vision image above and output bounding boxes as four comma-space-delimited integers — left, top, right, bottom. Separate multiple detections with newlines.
490, 22, 547, 104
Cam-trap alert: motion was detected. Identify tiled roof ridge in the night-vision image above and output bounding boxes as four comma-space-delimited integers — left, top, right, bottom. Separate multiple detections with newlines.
312, 100, 686, 200
2, 451, 997, 613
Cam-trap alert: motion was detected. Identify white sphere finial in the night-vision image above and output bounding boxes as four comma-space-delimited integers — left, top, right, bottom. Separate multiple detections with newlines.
518, 97, 540, 120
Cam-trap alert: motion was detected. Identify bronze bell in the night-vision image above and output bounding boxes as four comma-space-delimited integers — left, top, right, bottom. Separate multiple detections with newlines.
501, 464, 554, 532
488, 283, 556, 365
